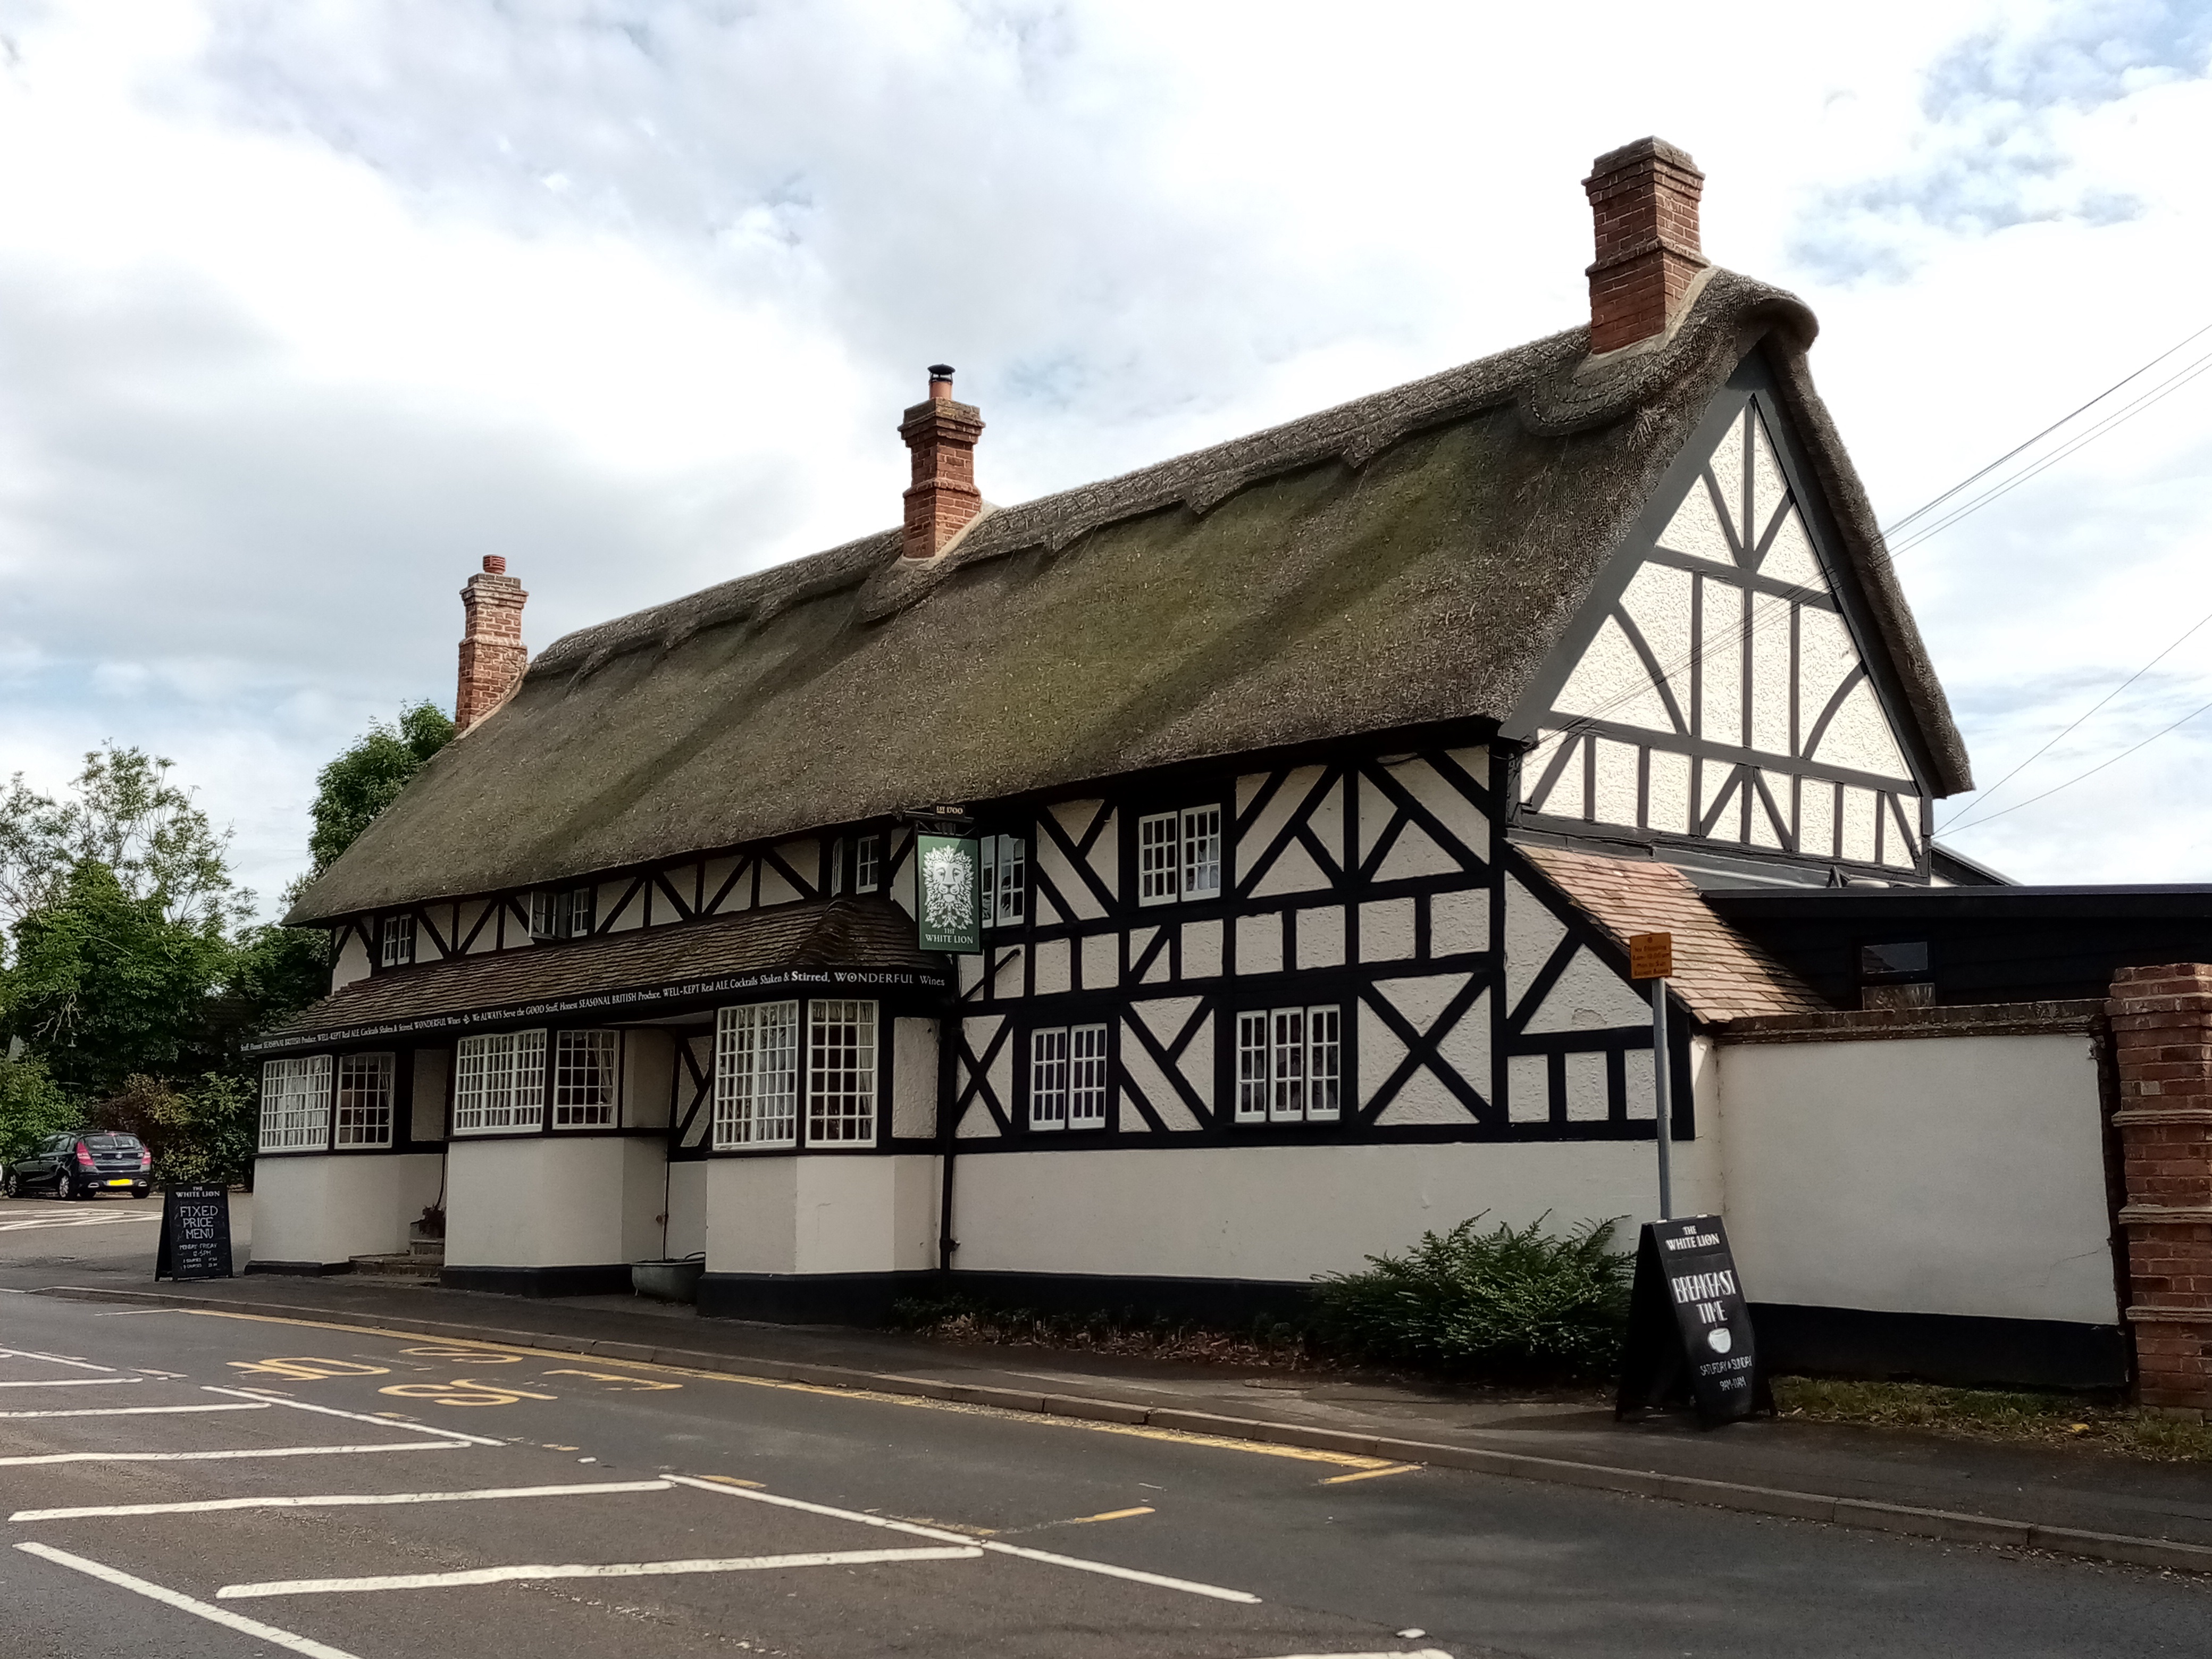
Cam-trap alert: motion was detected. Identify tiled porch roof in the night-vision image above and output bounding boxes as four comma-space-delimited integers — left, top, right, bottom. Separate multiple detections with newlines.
248, 897, 947, 1053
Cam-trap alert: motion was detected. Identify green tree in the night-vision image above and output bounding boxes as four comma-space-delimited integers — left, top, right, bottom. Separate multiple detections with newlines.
0, 1050, 77, 1166
87, 1073, 257, 1188
0, 859, 233, 1098
0, 745, 249, 949
308, 701, 455, 874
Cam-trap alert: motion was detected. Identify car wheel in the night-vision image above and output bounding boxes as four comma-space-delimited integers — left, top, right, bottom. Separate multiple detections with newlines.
1, 1170, 16, 1198
53, 1175, 74, 1202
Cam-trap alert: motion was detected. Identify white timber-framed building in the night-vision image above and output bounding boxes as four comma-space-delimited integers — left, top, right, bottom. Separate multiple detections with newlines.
250, 139, 2161, 1390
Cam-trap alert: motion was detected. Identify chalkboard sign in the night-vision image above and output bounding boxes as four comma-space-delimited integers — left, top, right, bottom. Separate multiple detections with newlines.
1615, 1213, 1770, 1427
155, 1185, 234, 1282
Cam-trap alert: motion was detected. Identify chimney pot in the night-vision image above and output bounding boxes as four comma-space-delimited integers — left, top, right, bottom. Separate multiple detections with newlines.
1582, 137, 1708, 355
456, 559, 529, 730
898, 364, 985, 559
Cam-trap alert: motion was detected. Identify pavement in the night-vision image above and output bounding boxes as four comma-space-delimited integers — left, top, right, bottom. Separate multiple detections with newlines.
4, 1191, 2212, 1658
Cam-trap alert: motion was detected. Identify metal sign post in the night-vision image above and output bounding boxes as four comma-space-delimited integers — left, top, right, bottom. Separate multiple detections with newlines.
1628, 932, 1674, 1221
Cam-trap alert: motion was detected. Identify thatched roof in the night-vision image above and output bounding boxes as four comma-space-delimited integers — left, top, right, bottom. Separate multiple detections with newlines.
290, 270, 1968, 925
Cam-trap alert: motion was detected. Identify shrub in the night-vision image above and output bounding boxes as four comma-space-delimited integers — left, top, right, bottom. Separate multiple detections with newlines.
1312, 1213, 1631, 1378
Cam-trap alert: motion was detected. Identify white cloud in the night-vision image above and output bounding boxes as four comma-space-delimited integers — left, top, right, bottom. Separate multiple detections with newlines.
1, 0, 2209, 906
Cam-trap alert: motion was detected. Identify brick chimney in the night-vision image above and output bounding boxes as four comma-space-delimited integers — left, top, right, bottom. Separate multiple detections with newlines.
456, 555, 528, 731
1582, 137, 1709, 355
898, 364, 985, 560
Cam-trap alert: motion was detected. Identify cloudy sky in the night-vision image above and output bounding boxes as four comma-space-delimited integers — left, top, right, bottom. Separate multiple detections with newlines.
3, 0, 2210, 911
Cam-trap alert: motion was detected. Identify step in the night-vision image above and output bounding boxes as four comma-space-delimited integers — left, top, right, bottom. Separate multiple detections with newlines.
408, 1239, 446, 1260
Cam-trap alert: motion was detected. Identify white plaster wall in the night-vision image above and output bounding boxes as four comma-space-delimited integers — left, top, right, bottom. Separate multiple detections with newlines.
331, 933, 371, 993
410, 1049, 449, 1142
664, 1161, 708, 1260
705, 1155, 939, 1276
446, 1136, 667, 1268
623, 1030, 675, 1129
252, 1153, 442, 1267
1718, 1033, 2118, 1326
950, 1139, 1718, 1281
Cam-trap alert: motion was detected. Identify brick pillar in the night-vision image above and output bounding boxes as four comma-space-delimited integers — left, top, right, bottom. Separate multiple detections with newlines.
2107, 963, 2212, 1414
898, 364, 985, 560
1582, 137, 1709, 355
456, 555, 529, 731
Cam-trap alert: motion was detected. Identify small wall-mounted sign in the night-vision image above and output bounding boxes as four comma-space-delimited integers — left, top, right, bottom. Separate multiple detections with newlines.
916, 834, 982, 954
155, 1185, 234, 1282
1628, 931, 1674, 981
1615, 1213, 1768, 1426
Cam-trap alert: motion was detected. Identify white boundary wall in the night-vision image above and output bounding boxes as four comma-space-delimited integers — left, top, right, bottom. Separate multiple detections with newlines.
951, 1137, 1722, 1281
1717, 1032, 2118, 1327
252, 1153, 443, 1267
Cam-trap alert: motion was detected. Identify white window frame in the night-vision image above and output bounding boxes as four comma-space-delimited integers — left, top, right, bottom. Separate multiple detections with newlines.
1236, 1006, 1340, 1125
713, 1002, 799, 1149
981, 835, 1025, 928
807, 999, 878, 1145
855, 833, 881, 894
1140, 806, 1222, 907
379, 914, 415, 968
451, 1030, 547, 1135
529, 888, 593, 941
1030, 1024, 1109, 1130
552, 1030, 620, 1128
333, 1053, 395, 1149
1137, 811, 1179, 906
259, 1055, 333, 1152
1181, 806, 1222, 899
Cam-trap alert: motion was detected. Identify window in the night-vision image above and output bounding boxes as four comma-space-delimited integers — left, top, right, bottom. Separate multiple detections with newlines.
979, 835, 1025, 927
380, 914, 415, 967
553, 1030, 619, 1127
714, 1002, 799, 1148
855, 833, 881, 894
1235, 1006, 1340, 1124
259, 1056, 332, 1152
452, 1030, 547, 1134
807, 999, 877, 1144
333, 1053, 395, 1147
1138, 807, 1222, 906
529, 886, 594, 941
1030, 1024, 1109, 1130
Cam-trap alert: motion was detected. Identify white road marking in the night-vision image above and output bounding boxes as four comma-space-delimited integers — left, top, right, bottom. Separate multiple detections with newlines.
13, 1479, 673, 1522
0, 1214, 160, 1231
218, 1547, 983, 1598
0, 1346, 118, 1371
15, 1541, 362, 1659
1251, 1652, 1454, 1658
203, 1385, 507, 1447
0, 1402, 267, 1420
666, 1473, 1262, 1604
0, 1377, 136, 1389
0, 1442, 467, 1465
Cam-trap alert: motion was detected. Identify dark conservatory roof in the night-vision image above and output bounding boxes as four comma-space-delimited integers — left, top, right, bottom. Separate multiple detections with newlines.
250, 898, 946, 1054
291, 270, 1970, 924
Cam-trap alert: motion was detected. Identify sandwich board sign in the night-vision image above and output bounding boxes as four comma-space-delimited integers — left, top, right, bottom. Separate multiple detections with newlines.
155, 1184, 234, 1282
1615, 1212, 1768, 1427
915, 834, 982, 954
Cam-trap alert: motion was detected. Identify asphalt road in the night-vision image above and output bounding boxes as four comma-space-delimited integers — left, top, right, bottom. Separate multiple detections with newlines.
1, 1196, 2207, 1658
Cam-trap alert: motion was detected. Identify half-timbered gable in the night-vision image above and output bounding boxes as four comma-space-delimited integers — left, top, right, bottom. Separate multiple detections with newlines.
1509, 356, 1942, 878
249, 139, 1984, 1334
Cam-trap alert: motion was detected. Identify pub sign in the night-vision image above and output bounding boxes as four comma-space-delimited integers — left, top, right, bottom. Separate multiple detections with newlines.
916, 834, 982, 954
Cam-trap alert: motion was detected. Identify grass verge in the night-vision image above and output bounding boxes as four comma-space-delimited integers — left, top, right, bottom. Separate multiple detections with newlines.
1775, 1376, 2212, 1462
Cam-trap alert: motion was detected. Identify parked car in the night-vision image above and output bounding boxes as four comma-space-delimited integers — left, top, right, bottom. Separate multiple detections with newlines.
1, 1134, 152, 1201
